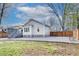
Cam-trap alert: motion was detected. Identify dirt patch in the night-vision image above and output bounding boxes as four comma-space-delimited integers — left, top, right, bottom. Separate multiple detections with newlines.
23, 42, 79, 56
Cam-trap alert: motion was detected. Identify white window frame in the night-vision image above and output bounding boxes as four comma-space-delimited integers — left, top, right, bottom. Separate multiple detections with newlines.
24, 27, 29, 32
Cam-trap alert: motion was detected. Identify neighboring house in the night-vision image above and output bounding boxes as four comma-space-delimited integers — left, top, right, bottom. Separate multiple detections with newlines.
4, 25, 23, 38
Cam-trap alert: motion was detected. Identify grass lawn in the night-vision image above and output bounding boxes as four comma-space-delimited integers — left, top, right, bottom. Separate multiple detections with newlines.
0, 41, 79, 56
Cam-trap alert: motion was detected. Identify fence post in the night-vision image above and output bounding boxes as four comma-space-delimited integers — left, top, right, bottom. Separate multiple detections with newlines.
73, 29, 79, 40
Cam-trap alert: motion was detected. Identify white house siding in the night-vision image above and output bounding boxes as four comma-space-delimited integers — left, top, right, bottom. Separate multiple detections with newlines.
23, 26, 32, 37
23, 20, 50, 37
45, 27, 50, 36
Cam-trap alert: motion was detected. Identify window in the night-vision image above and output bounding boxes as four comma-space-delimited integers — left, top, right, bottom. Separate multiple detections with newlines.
32, 25, 34, 27
24, 28, 29, 32
21, 29, 23, 32
37, 28, 39, 32
3, 29, 6, 31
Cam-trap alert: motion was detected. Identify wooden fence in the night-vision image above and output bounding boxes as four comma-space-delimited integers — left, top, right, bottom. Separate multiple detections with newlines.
0, 31, 73, 38
50, 31, 73, 37
0, 32, 8, 38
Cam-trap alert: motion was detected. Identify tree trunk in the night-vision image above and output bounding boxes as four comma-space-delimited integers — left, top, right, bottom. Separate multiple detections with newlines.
0, 3, 5, 25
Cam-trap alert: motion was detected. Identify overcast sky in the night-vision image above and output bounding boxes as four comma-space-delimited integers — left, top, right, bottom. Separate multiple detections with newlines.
1, 3, 63, 27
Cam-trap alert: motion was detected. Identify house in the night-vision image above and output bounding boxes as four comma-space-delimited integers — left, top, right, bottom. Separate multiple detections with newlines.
22, 19, 50, 37
4, 25, 23, 38
5, 19, 51, 38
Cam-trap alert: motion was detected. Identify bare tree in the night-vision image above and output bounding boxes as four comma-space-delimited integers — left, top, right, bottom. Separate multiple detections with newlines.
47, 3, 78, 31
47, 3, 64, 31
0, 3, 12, 31
0, 3, 11, 25
47, 16, 54, 31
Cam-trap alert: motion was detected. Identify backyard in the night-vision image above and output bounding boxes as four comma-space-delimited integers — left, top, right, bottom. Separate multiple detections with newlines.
0, 40, 79, 56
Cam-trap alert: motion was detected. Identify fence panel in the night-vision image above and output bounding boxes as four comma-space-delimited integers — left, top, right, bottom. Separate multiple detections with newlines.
0, 32, 8, 38
50, 31, 73, 37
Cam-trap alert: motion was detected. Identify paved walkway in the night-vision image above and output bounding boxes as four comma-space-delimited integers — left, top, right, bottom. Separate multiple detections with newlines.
0, 37, 79, 43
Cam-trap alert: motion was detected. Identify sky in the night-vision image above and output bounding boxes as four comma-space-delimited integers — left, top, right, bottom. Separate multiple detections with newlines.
1, 3, 63, 27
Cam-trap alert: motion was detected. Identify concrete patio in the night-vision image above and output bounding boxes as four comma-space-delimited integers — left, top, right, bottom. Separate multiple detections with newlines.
0, 37, 79, 44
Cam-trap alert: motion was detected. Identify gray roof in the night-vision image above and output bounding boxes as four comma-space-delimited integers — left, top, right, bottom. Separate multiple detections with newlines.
4, 19, 50, 29
24, 19, 50, 28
